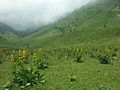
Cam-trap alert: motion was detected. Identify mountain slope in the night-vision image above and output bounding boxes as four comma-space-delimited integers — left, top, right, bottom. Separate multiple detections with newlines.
17, 0, 120, 48
0, 22, 21, 47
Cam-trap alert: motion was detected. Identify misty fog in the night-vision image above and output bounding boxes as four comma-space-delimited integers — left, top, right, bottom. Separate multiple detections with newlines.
0, 0, 93, 31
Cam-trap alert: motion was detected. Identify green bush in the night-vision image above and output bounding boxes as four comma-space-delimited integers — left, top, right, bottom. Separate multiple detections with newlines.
75, 53, 83, 63
98, 54, 111, 64
37, 58, 48, 70
4, 63, 45, 90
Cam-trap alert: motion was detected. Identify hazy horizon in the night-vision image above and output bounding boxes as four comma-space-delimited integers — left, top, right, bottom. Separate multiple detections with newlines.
0, 0, 94, 31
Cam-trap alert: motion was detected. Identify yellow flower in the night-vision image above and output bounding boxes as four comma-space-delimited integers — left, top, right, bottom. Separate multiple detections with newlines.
76, 47, 79, 52
22, 48, 27, 62
33, 52, 37, 60
80, 48, 83, 52
23, 50, 27, 58
19, 49, 23, 60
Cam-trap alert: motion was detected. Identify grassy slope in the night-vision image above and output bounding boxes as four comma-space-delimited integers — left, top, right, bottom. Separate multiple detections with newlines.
34, 57, 120, 90
16, 0, 120, 49
0, 50, 120, 90
0, 22, 21, 47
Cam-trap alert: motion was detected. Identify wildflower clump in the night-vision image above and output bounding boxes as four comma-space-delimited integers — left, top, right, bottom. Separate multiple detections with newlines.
4, 63, 45, 90
22, 49, 28, 63
4, 48, 45, 90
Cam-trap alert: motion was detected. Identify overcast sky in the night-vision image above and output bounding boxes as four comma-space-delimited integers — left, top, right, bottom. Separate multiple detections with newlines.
0, 0, 93, 31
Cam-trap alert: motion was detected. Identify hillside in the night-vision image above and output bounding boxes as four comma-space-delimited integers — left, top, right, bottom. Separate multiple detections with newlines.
15, 0, 120, 48
0, 22, 21, 47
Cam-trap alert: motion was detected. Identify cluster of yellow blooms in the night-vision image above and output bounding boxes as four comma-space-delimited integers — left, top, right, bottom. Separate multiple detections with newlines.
32, 52, 37, 60
75, 47, 83, 53
10, 48, 44, 64
10, 49, 28, 63
19, 49, 27, 62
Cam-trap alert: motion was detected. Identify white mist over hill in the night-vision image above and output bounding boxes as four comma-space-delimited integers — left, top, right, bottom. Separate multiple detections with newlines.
0, 0, 93, 30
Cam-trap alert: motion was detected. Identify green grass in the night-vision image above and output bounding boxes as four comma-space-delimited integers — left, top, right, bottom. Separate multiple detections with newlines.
13, 0, 120, 49
42, 59, 120, 90
0, 56, 120, 90
0, 22, 22, 47
0, 49, 120, 90
0, 61, 12, 89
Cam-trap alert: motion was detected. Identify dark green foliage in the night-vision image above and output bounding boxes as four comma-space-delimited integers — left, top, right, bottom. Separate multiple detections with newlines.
3, 82, 12, 90
98, 54, 111, 64
13, 67, 41, 86
56, 27, 65, 33
75, 53, 83, 63
114, 48, 118, 52
37, 58, 48, 70
111, 51, 117, 57
4, 64, 44, 90
0, 53, 5, 64
0, 59, 2, 64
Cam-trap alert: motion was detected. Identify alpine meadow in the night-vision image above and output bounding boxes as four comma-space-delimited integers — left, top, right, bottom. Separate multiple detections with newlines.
0, 0, 120, 90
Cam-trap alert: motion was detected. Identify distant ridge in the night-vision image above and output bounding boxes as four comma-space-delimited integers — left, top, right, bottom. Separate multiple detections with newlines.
0, 22, 21, 47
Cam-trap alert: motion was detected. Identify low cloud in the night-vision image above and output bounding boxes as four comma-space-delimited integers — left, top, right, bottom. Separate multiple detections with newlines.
0, 0, 93, 30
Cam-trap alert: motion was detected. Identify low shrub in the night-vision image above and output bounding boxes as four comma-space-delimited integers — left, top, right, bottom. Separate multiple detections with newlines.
75, 53, 83, 63
98, 54, 111, 64
37, 58, 48, 70
4, 63, 45, 90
